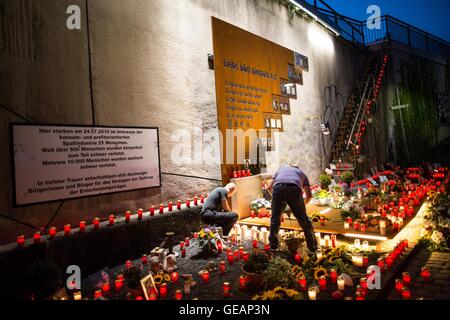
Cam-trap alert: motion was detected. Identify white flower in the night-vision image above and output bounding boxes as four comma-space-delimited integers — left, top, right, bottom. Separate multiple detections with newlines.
431, 230, 445, 244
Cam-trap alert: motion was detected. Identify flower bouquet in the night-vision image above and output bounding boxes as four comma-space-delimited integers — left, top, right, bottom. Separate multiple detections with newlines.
313, 190, 330, 206
250, 198, 272, 218
193, 227, 221, 258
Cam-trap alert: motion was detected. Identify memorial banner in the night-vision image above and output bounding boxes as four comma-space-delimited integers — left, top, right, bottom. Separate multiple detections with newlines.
12, 124, 161, 206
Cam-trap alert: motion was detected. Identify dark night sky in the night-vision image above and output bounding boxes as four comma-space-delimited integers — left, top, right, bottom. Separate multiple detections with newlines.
322, 0, 450, 42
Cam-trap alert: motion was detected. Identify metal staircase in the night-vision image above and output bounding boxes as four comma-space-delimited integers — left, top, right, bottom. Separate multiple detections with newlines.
330, 54, 389, 179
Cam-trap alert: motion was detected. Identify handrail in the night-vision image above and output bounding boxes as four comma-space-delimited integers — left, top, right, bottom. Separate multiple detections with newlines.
346, 73, 374, 150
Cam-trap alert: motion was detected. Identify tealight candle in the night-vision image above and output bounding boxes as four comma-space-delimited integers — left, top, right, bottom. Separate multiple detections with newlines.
49, 227, 57, 239
159, 283, 168, 298
171, 271, 179, 284
222, 282, 231, 297
125, 211, 131, 223
217, 241, 223, 253
79, 221, 86, 232
180, 241, 185, 249
200, 195, 205, 204
308, 287, 317, 300
64, 224, 71, 236
337, 276, 345, 291
101, 282, 110, 295
108, 215, 115, 226
115, 280, 123, 292
227, 253, 234, 265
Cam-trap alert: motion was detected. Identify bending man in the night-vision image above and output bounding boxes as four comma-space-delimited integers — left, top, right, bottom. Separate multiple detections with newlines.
268, 164, 318, 252
201, 183, 239, 236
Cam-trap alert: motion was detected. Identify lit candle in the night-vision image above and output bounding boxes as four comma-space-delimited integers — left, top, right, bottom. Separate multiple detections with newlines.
227, 253, 234, 265
239, 246, 245, 257
175, 289, 183, 300
159, 204, 164, 214
194, 197, 198, 206
138, 209, 143, 220
200, 195, 205, 204
73, 291, 82, 300
64, 224, 71, 236
344, 221, 350, 230
193, 232, 198, 239
222, 282, 231, 297
362, 241, 369, 250
115, 279, 123, 292
354, 239, 361, 249
168, 202, 173, 211
355, 291, 365, 300
316, 248, 323, 259
177, 200, 182, 210
101, 282, 110, 295
181, 248, 186, 258
252, 239, 258, 248
108, 215, 115, 226
217, 241, 223, 253
294, 253, 302, 265
141, 254, 148, 265
402, 272, 411, 286
79, 221, 86, 232
239, 276, 247, 290
324, 235, 330, 247
360, 224, 367, 233
125, 260, 133, 269
125, 211, 131, 223
298, 276, 307, 291
331, 234, 337, 248
93, 217, 100, 229
94, 290, 102, 299
360, 277, 368, 291
150, 206, 155, 216
171, 271, 179, 284
401, 287, 411, 300
17, 235, 25, 247
185, 237, 190, 247
180, 241, 185, 249
377, 258, 385, 271
264, 243, 270, 252
186, 199, 191, 208
386, 255, 393, 269
420, 267, 431, 281
308, 287, 317, 300
159, 283, 168, 298
395, 279, 404, 293
330, 269, 337, 284
49, 227, 57, 239
219, 261, 226, 273
135, 296, 144, 300
201, 270, 210, 284
318, 276, 327, 291
242, 251, 249, 263
33, 232, 41, 244
379, 220, 386, 236
354, 221, 360, 231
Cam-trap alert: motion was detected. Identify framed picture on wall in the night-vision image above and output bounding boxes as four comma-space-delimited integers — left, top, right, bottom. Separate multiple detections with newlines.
294, 52, 309, 71
280, 78, 297, 99
288, 64, 303, 85
272, 94, 291, 114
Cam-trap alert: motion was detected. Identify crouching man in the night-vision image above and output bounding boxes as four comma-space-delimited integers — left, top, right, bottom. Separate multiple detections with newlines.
201, 183, 239, 236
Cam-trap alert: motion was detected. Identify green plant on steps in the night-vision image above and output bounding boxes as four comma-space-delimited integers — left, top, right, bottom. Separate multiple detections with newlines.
244, 252, 270, 274
262, 257, 297, 290
341, 171, 355, 185
319, 173, 332, 190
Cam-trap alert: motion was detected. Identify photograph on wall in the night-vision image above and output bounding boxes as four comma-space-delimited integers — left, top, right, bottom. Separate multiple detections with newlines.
288, 63, 303, 85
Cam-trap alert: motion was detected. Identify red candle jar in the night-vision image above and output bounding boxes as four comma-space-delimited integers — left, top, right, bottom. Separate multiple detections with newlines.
177, 200, 182, 210
125, 260, 133, 269
242, 251, 249, 262
252, 239, 258, 248
168, 202, 173, 212
298, 276, 307, 291
294, 253, 302, 265
250, 211, 256, 219
355, 291, 365, 300
234, 250, 240, 260
233, 171, 237, 179
219, 261, 226, 273
264, 243, 270, 252
33, 232, 41, 244
159, 204, 164, 214
94, 290, 102, 299
201, 270, 210, 284
115, 279, 123, 292
171, 271, 179, 284
181, 248, 186, 258
180, 241, 185, 249
137, 209, 143, 220
402, 287, 411, 300
135, 296, 144, 300
420, 267, 431, 281
227, 253, 234, 265
330, 269, 337, 284
222, 282, 231, 297
395, 279, 404, 293
331, 234, 337, 248
201, 195, 205, 204
193, 232, 198, 239
360, 224, 367, 233
362, 256, 369, 268
217, 241, 222, 253
49, 227, 57, 239
17, 235, 25, 247
185, 237, 190, 247
150, 206, 155, 216
108, 215, 115, 226
159, 283, 168, 298
186, 199, 191, 208
239, 276, 248, 290
101, 282, 110, 295
93, 217, 100, 229
194, 197, 198, 206
354, 221, 360, 231
64, 224, 71, 236
402, 272, 411, 286
79, 221, 86, 232
239, 246, 245, 257
125, 211, 131, 223
386, 255, 393, 269
149, 288, 158, 300
237, 171, 242, 178
175, 289, 183, 300
141, 254, 148, 265
360, 277, 368, 290
247, 169, 252, 176
318, 276, 327, 291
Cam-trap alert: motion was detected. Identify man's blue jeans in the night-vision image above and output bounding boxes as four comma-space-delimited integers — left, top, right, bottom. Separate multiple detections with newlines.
269, 184, 318, 252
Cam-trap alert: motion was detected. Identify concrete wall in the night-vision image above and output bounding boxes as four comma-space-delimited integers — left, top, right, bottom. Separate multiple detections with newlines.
0, 0, 363, 244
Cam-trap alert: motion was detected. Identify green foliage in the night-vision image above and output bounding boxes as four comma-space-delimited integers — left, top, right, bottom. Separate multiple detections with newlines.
319, 173, 332, 190
244, 252, 270, 274
341, 171, 355, 184
262, 257, 297, 290
313, 190, 330, 199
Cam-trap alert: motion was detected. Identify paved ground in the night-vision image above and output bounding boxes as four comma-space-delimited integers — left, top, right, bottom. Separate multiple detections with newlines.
387, 247, 450, 300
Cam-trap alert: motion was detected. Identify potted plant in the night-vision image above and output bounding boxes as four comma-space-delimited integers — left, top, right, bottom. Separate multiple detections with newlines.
314, 190, 330, 206
261, 257, 298, 290
242, 251, 270, 287
341, 171, 355, 185
319, 173, 332, 190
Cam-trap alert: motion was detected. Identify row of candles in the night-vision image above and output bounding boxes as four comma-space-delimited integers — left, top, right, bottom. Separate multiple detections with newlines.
17, 196, 207, 247
232, 170, 253, 179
